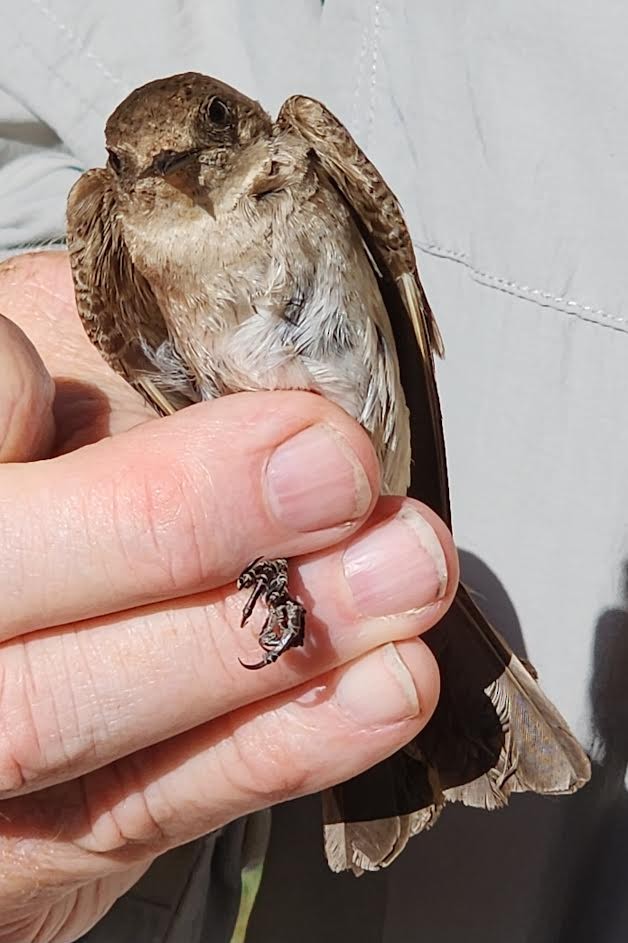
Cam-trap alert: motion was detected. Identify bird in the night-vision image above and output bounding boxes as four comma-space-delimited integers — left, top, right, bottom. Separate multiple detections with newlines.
66, 71, 591, 876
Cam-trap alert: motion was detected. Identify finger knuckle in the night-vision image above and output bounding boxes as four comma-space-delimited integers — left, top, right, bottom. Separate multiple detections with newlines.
0, 640, 103, 797
0, 654, 45, 794
99, 452, 215, 593
76, 760, 168, 856
219, 711, 312, 805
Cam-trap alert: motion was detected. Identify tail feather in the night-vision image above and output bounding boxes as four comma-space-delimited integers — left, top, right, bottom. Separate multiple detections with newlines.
322, 586, 590, 873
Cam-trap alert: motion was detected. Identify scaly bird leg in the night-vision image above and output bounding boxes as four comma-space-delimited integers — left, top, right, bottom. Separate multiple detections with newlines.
237, 558, 305, 669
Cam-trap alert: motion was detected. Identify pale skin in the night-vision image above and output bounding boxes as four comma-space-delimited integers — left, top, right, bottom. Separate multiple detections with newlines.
0, 251, 458, 943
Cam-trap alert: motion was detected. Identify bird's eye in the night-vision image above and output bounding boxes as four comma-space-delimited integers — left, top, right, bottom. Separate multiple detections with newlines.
107, 148, 124, 174
205, 96, 230, 127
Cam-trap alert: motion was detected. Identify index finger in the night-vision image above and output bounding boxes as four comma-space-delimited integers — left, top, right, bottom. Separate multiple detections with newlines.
0, 390, 380, 639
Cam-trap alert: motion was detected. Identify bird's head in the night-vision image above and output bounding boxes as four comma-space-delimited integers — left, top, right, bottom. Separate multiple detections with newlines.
104, 72, 274, 226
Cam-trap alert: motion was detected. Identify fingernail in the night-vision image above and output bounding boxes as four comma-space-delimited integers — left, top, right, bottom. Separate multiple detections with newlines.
335, 642, 420, 725
343, 506, 448, 617
266, 424, 372, 532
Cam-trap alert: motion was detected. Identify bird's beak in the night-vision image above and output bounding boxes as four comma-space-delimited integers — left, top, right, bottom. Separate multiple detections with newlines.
142, 148, 201, 180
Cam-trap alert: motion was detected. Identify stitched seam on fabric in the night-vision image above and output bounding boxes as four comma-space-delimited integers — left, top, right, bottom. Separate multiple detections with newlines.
415, 240, 628, 328
30, 0, 123, 87
366, 0, 382, 150
11, 26, 107, 119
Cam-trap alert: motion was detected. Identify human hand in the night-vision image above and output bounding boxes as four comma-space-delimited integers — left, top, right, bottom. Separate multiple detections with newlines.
0, 252, 458, 943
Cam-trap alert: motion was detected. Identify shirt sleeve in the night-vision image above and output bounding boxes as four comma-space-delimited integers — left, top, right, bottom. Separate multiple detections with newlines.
0, 89, 84, 258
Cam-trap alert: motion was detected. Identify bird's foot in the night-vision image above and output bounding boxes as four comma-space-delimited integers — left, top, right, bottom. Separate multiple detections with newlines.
237, 558, 305, 669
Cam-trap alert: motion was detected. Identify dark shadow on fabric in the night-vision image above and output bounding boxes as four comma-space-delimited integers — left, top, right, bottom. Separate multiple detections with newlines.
0, 120, 61, 147
551, 561, 628, 943
384, 795, 567, 943
458, 549, 524, 652
247, 793, 387, 943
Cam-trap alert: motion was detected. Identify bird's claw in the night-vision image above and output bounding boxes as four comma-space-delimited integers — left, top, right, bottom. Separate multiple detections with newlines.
237, 558, 306, 668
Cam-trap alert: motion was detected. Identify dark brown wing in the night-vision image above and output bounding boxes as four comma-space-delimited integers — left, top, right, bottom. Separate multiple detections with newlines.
66, 169, 198, 416
278, 96, 591, 875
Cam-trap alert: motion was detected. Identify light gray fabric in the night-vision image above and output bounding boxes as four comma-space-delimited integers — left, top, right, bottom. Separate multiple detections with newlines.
0, 1, 624, 941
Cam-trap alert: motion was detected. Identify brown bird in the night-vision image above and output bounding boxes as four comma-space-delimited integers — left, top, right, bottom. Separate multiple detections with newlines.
66, 72, 591, 875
